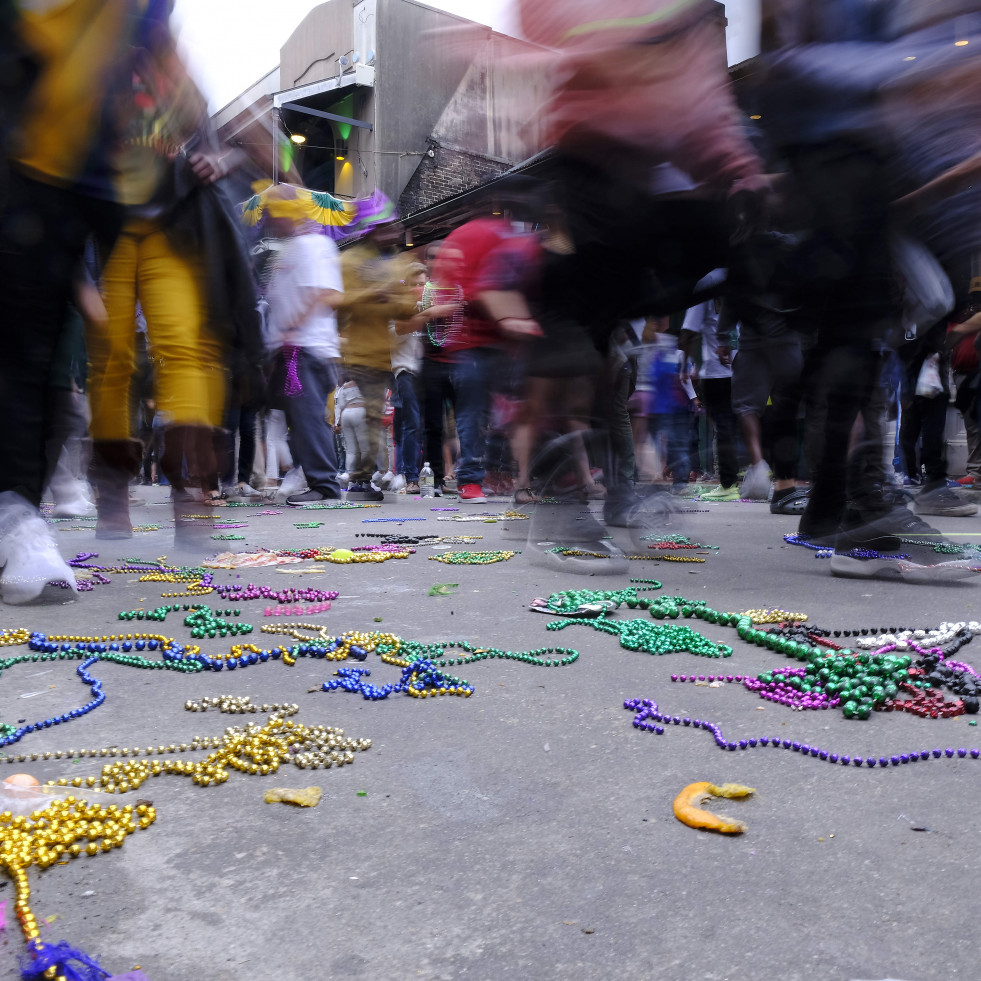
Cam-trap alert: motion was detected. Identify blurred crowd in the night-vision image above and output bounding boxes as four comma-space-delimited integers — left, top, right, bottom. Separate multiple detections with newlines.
5, 0, 981, 602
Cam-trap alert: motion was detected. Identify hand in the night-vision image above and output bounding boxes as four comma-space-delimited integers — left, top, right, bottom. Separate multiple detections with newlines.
427, 302, 462, 319
189, 151, 226, 185
75, 280, 107, 329
497, 317, 544, 340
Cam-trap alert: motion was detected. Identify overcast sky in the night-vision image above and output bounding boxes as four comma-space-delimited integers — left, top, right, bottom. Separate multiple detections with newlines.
172, 0, 757, 111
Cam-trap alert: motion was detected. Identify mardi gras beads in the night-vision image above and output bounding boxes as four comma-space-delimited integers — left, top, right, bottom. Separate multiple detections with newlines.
428, 550, 516, 564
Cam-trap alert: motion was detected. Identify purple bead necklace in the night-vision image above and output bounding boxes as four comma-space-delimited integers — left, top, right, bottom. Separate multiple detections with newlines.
624, 696, 981, 767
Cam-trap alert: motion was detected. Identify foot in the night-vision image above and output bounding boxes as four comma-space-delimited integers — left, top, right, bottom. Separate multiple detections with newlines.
0, 503, 77, 604
769, 487, 810, 514
701, 484, 740, 502
514, 487, 539, 506
405, 482, 420, 495
346, 482, 384, 502
226, 481, 262, 502
739, 460, 771, 501
913, 483, 979, 517
829, 507, 980, 582
458, 483, 487, 503
51, 496, 97, 519
286, 488, 342, 506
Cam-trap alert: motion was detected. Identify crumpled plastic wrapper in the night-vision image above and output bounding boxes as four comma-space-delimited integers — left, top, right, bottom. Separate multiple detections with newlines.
264, 786, 322, 807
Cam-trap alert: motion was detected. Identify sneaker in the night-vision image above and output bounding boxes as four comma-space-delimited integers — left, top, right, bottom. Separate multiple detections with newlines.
955, 475, 979, 486
337, 472, 351, 489
226, 481, 262, 502
346, 482, 384, 502
390, 474, 407, 493
701, 484, 740, 502
458, 483, 487, 503
276, 466, 307, 503
0, 496, 77, 604
670, 484, 700, 498
51, 495, 97, 519
739, 460, 771, 501
829, 507, 979, 582
286, 488, 342, 506
378, 471, 397, 490
405, 482, 420, 495
914, 484, 979, 517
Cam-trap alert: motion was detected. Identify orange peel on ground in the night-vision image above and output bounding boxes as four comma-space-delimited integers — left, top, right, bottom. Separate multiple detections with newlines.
672, 781, 755, 834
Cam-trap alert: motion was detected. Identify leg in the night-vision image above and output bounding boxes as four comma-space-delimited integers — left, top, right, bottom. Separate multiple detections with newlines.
395, 371, 422, 482
701, 377, 739, 487
345, 366, 389, 485
281, 353, 340, 494
450, 349, 491, 487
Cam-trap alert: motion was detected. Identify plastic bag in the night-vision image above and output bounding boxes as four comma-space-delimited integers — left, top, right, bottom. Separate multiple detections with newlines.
915, 353, 944, 398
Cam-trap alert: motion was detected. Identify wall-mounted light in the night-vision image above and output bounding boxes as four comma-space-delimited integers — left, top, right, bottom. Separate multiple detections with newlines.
291, 133, 306, 144
336, 154, 346, 161
749, 114, 762, 120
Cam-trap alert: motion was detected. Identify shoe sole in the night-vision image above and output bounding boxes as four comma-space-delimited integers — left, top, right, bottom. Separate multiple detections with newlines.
914, 504, 979, 517
830, 554, 978, 582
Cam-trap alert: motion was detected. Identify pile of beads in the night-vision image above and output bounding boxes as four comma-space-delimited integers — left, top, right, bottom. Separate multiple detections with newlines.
131, 524, 160, 532
0, 796, 155, 954
851, 622, 981, 651
429, 550, 517, 564
627, 553, 705, 563
213, 583, 338, 604
624, 696, 981, 767
534, 581, 662, 616
263, 601, 332, 617
300, 502, 380, 509
212, 533, 246, 541
323, 661, 474, 700
548, 616, 733, 659
641, 533, 719, 550
294, 521, 323, 528
739, 608, 808, 624
47, 701, 370, 791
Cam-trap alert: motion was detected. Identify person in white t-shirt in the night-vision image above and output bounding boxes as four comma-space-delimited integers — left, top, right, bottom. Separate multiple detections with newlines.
263, 190, 345, 504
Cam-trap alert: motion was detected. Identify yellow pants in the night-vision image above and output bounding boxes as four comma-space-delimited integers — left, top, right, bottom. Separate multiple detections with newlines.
88, 218, 226, 441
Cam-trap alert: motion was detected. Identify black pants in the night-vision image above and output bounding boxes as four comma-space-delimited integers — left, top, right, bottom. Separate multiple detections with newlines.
701, 377, 738, 488
799, 341, 881, 538
0, 171, 122, 505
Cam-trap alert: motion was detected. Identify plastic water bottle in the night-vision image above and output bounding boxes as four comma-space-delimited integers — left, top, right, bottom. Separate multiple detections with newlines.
419, 462, 435, 497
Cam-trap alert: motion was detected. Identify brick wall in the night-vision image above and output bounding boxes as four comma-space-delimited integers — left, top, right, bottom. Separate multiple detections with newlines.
399, 143, 510, 217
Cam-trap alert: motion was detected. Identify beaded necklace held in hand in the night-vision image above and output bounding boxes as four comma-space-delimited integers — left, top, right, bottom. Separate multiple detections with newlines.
423, 281, 464, 348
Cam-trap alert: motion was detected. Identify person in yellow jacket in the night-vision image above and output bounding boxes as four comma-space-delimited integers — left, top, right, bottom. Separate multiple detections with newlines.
338, 220, 417, 498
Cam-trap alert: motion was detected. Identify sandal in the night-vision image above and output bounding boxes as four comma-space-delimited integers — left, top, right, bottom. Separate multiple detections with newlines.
513, 487, 539, 506
205, 491, 228, 507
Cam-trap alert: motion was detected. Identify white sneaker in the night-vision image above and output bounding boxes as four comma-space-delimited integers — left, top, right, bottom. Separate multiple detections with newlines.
390, 474, 407, 494
337, 472, 351, 489
378, 470, 397, 490
226, 481, 262, 502
739, 460, 771, 501
0, 497, 76, 604
51, 495, 97, 519
276, 466, 308, 503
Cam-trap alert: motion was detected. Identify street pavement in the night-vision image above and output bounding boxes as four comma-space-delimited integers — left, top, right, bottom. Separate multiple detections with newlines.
2, 485, 980, 981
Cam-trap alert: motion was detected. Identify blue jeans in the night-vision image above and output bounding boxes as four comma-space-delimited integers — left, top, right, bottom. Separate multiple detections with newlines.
394, 370, 421, 481
450, 349, 491, 486
649, 411, 691, 488
281, 351, 340, 494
